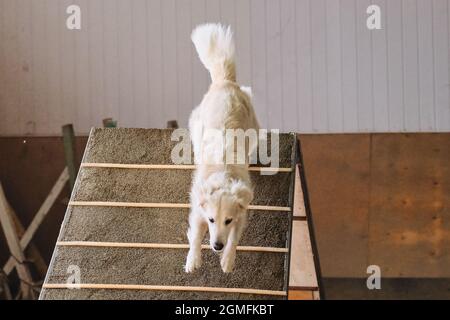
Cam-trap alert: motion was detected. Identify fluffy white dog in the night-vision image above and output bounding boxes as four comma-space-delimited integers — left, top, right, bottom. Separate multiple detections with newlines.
185, 23, 260, 273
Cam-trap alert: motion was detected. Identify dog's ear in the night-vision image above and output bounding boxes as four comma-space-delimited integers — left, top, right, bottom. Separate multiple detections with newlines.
197, 179, 220, 208
204, 172, 224, 196
231, 180, 253, 209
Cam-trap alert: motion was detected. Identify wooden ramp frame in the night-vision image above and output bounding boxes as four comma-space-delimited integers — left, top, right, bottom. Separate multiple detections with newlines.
288, 159, 323, 300
40, 129, 322, 300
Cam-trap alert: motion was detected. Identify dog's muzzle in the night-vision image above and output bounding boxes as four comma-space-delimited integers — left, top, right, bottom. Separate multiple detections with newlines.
212, 242, 224, 252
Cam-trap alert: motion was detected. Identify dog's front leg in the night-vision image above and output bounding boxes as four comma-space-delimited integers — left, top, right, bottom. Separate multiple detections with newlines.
221, 227, 240, 273
221, 218, 246, 273
185, 214, 207, 273
220, 240, 237, 273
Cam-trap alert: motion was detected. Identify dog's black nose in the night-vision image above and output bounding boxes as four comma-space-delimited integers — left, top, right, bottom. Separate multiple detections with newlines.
213, 242, 224, 251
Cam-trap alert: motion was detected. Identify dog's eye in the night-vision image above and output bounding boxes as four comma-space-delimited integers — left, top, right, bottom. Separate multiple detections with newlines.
208, 218, 215, 223
225, 218, 233, 225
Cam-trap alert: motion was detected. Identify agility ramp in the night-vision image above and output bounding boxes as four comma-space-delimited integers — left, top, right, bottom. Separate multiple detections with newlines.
40, 128, 321, 300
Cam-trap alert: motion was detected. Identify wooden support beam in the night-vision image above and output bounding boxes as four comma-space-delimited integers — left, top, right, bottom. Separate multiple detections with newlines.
102, 118, 117, 128
3, 168, 69, 275
80, 162, 293, 173
166, 120, 179, 129
69, 200, 291, 212
293, 165, 306, 220
5, 196, 47, 278
0, 273, 12, 300
62, 124, 77, 190
288, 290, 314, 300
0, 182, 34, 299
43, 283, 287, 296
289, 220, 319, 289
312, 290, 320, 300
288, 289, 320, 300
56, 241, 288, 253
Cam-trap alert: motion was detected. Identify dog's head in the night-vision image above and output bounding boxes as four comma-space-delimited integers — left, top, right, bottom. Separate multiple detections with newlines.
195, 172, 253, 252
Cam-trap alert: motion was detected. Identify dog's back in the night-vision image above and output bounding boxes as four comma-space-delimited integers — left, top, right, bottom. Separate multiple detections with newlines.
190, 23, 260, 165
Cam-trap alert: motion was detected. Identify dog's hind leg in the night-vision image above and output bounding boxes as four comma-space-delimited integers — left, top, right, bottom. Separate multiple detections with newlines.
185, 213, 207, 273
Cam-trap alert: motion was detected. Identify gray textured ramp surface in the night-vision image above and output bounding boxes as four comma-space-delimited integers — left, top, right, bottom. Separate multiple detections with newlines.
41, 128, 295, 300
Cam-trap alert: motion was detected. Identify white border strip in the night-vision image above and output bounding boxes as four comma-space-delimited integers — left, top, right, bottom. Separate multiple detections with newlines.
42, 283, 287, 296
81, 162, 292, 173
69, 201, 291, 212
57, 241, 289, 253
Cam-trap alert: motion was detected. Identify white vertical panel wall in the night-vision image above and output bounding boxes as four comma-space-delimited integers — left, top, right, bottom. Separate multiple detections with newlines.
0, 0, 449, 135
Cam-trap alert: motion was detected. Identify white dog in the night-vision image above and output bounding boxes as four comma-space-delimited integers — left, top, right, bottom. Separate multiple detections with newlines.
185, 23, 260, 273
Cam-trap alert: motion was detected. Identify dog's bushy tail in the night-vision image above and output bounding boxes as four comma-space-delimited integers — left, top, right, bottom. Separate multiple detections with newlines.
191, 23, 236, 83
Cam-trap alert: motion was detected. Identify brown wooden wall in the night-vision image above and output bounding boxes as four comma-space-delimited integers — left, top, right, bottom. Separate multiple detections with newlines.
299, 133, 450, 279
0, 136, 87, 266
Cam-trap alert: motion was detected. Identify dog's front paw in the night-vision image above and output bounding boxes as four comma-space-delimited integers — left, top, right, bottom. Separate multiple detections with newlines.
185, 249, 202, 273
220, 250, 236, 273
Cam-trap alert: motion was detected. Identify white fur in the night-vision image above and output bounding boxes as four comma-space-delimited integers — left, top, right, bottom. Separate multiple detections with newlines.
191, 23, 235, 83
185, 23, 260, 273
